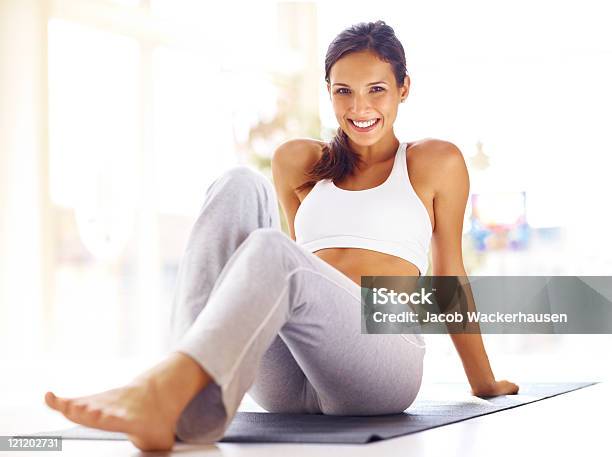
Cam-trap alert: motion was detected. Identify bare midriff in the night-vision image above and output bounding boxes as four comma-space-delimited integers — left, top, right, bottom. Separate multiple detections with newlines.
313, 248, 420, 286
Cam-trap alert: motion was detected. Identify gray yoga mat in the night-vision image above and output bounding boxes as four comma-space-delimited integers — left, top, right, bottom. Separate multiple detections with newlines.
30, 382, 596, 444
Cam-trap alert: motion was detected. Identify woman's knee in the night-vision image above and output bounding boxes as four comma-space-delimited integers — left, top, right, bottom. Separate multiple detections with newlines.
243, 228, 289, 252
223, 164, 261, 181
203, 166, 277, 221
236, 229, 297, 274
218, 165, 275, 197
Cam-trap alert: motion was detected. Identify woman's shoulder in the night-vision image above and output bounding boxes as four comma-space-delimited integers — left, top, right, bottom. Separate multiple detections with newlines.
407, 137, 468, 194
408, 137, 465, 168
273, 138, 325, 162
271, 138, 326, 193
409, 137, 459, 154
272, 138, 325, 175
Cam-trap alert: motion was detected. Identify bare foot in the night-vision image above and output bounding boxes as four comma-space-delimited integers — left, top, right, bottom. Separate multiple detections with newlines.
44, 379, 178, 451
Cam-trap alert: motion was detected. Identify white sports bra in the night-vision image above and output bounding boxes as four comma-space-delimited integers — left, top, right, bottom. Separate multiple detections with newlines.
294, 141, 433, 275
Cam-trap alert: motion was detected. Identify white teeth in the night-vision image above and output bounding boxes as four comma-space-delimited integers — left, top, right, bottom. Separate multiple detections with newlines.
352, 119, 377, 128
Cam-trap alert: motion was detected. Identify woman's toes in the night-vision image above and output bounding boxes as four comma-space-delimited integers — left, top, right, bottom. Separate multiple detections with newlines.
44, 392, 56, 409
66, 402, 87, 419
45, 392, 68, 413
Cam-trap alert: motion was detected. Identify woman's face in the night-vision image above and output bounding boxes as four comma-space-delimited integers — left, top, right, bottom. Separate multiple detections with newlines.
327, 50, 409, 148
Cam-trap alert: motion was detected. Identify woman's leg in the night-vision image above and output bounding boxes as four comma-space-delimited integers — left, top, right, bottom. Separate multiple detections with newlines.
44, 165, 309, 451
168, 165, 282, 346
172, 226, 426, 444
167, 165, 317, 439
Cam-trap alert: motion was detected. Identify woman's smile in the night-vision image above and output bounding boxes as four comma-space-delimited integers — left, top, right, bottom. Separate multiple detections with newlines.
347, 117, 381, 133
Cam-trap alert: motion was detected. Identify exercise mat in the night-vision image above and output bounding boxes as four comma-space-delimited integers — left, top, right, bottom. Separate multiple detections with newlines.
29, 382, 596, 444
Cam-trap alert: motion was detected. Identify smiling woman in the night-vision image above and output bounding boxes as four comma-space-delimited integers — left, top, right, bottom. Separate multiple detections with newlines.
42, 19, 516, 452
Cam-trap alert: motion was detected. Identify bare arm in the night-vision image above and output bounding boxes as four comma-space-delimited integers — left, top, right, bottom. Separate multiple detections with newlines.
271, 139, 322, 242
271, 141, 301, 241
428, 140, 519, 397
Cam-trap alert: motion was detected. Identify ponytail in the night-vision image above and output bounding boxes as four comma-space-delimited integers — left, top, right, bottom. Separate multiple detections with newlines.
295, 128, 363, 193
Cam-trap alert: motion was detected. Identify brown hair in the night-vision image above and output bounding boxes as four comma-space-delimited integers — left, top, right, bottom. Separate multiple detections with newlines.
296, 20, 408, 193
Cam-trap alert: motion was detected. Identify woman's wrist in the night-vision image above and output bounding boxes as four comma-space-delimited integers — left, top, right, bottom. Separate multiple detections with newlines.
468, 366, 497, 394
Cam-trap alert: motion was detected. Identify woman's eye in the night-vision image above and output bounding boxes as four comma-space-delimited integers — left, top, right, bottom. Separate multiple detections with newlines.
333, 87, 384, 95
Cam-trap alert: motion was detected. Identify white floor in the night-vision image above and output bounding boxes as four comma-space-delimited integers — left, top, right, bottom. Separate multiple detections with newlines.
1, 349, 608, 456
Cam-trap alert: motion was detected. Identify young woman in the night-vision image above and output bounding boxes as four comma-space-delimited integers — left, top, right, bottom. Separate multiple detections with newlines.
44, 20, 518, 451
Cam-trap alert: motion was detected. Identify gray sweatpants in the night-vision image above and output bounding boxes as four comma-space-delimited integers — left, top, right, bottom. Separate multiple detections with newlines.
168, 165, 426, 444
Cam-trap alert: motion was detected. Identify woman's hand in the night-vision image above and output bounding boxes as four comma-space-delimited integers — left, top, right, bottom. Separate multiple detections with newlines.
472, 380, 519, 398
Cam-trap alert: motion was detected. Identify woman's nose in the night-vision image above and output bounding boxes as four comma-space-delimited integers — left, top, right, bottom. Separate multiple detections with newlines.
351, 93, 371, 113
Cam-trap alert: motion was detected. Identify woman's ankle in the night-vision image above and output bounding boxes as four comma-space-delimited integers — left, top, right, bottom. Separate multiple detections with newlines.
131, 352, 211, 417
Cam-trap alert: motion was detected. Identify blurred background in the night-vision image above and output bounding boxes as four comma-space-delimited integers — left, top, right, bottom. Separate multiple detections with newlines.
1, 0, 611, 389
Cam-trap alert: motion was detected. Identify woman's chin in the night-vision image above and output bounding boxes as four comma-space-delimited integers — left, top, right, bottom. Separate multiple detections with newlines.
346, 134, 382, 147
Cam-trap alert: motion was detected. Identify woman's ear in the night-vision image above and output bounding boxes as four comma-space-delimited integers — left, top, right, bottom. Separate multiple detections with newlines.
401, 75, 410, 102
327, 82, 332, 100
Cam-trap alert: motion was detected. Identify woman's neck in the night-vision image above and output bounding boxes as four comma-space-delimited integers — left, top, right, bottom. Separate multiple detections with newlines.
348, 132, 400, 167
